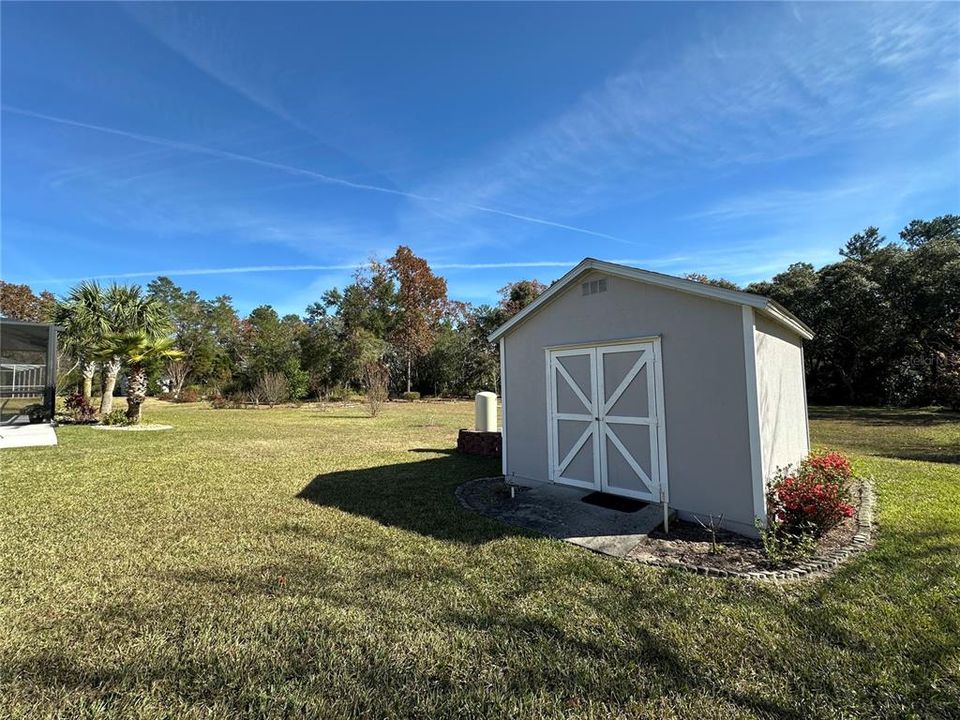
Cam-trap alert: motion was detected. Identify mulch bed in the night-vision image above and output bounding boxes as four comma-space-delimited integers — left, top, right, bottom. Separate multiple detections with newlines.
628, 481, 865, 574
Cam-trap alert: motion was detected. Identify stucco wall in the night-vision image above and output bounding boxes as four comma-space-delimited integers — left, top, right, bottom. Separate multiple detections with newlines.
754, 314, 810, 482
502, 271, 758, 531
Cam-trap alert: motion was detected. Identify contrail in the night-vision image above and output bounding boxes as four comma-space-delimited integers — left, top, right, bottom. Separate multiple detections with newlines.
2, 105, 631, 244
34, 258, 663, 284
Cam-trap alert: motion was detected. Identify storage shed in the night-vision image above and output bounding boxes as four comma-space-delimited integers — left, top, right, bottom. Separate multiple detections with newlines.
489, 258, 813, 536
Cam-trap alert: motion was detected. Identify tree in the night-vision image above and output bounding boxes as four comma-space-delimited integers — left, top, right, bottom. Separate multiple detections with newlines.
683, 273, 741, 291
841, 226, 885, 261
466, 304, 504, 393
235, 306, 306, 396
317, 263, 397, 392
0, 281, 55, 322
387, 247, 448, 393
97, 284, 170, 414
256, 308, 302, 373
53, 281, 107, 402
147, 277, 240, 394
746, 217, 960, 406
899, 214, 960, 248
166, 359, 189, 397
343, 327, 388, 387
300, 301, 339, 397
94, 333, 181, 423
497, 279, 547, 320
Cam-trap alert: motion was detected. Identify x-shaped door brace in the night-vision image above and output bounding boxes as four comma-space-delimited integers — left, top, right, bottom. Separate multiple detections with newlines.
554, 360, 593, 414
602, 350, 649, 415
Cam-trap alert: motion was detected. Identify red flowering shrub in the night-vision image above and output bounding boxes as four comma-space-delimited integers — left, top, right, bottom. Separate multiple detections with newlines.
767, 451, 855, 537
801, 451, 852, 486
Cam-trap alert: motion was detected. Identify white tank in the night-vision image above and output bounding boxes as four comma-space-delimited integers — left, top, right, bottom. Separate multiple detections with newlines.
475, 391, 497, 432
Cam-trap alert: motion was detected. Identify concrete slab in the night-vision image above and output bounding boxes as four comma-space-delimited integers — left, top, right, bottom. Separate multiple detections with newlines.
0, 422, 58, 449
457, 476, 675, 558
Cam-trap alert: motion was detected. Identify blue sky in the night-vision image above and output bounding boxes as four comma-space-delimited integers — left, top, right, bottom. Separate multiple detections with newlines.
2, 2, 958, 315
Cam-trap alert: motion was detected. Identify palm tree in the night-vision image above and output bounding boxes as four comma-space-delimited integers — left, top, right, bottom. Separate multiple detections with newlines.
94, 333, 182, 423
53, 281, 107, 402
97, 284, 169, 415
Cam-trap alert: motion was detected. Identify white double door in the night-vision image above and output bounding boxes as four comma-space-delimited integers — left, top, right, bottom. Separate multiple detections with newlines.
547, 341, 666, 501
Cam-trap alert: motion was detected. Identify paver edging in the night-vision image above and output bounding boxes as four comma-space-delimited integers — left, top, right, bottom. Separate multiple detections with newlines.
456, 476, 876, 583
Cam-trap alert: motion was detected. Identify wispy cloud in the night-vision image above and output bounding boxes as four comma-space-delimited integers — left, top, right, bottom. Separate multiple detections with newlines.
121, 3, 326, 138
2, 105, 629, 243
32, 257, 671, 284
410, 3, 958, 229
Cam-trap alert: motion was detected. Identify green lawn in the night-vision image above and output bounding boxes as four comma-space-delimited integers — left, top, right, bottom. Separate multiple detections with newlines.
1, 401, 957, 719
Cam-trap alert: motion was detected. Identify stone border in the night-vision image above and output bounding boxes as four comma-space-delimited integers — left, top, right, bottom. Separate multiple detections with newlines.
627, 481, 875, 582
456, 476, 875, 582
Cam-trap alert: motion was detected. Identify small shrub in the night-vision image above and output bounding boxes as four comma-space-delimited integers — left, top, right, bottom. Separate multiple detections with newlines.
174, 385, 202, 403
63, 392, 97, 423
101, 409, 134, 426
255, 373, 289, 408
210, 392, 247, 409
327, 384, 350, 402
208, 393, 228, 409
401, 391, 421, 401
756, 518, 818, 566
695, 514, 725, 555
24, 403, 48, 423
363, 363, 389, 417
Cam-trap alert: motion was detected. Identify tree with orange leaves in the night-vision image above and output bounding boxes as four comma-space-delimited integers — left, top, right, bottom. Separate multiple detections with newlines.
386, 246, 449, 393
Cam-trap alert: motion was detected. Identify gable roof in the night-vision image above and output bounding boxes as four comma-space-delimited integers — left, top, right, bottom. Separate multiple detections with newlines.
487, 258, 814, 342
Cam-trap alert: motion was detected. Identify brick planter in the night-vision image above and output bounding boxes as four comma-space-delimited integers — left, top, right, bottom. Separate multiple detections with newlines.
457, 429, 501, 458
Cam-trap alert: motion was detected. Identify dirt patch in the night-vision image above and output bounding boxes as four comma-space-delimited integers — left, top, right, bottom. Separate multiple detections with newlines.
628, 482, 864, 574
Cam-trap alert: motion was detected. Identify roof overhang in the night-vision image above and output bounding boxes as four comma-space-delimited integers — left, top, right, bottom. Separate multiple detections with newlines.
0, 318, 62, 330
487, 258, 814, 343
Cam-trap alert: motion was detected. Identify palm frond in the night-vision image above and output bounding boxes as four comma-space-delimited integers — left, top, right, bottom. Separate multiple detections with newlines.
94, 332, 183, 364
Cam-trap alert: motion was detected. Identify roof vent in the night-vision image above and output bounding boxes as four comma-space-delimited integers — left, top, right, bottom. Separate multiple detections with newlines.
581, 278, 607, 296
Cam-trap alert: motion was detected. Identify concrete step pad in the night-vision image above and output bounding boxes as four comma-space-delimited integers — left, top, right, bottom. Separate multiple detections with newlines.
565, 502, 676, 557
470, 479, 675, 558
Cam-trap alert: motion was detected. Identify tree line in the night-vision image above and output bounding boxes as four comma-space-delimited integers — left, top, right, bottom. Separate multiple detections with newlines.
1, 215, 957, 409
0, 246, 545, 409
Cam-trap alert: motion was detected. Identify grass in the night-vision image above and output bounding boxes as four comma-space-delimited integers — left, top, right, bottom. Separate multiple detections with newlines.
809, 405, 960, 464
1, 400, 958, 719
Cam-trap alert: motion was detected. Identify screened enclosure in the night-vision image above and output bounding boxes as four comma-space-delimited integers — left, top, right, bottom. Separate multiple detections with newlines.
0, 319, 58, 424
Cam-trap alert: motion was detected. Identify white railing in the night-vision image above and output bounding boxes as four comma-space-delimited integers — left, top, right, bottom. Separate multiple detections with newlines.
0, 363, 47, 398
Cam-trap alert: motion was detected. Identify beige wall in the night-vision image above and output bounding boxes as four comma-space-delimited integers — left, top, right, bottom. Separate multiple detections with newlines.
755, 314, 810, 482
502, 271, 759, 532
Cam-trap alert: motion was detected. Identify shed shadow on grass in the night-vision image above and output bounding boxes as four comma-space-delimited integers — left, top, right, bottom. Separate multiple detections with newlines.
296, 451, 516, 544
